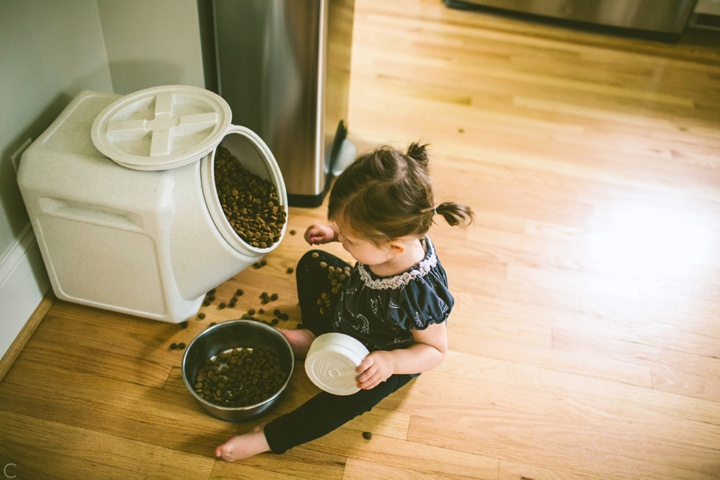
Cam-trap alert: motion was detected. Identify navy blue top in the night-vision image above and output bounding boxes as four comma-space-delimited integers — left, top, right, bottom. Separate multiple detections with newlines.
332, 237, 453, 353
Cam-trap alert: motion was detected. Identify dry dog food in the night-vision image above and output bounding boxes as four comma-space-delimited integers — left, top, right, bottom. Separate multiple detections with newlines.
193, 347, 287, 407
214, 146, 286, 249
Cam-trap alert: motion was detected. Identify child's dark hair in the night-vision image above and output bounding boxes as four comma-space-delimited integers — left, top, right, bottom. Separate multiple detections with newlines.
328, 142, 474, 245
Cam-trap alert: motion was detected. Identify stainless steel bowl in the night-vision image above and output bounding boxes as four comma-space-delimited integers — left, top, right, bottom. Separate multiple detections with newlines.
182, 320, 295, 422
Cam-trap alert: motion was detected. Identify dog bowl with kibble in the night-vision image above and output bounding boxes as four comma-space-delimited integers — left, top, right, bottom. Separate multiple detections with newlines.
182, 320, 294, 422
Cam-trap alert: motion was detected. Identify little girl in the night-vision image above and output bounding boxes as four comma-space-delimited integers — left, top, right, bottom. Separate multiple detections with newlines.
215, 142, 473, 461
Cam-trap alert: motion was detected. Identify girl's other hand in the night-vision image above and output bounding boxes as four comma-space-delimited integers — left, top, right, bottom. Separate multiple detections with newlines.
304, 224, 336, 245
355, 351, 395, 390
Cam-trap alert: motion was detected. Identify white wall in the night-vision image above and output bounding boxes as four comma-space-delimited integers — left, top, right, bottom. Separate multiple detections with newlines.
0, 0, 209, 362
695, 0, 720, 15
0, 0, 113, 361
97, 0, 206, 94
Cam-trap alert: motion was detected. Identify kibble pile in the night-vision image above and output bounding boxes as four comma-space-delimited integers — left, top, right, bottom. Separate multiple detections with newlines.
214, 145, 286, 248
194, 347, 287, 407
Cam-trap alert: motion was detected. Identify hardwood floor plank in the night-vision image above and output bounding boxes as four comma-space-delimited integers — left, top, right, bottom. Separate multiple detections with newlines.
434, 350, 540, 389
342, 457, 493, 480
0, 358, 239, 457
580, 294, 720, 339
384, 371, 720, 450
651, 365, 720, 403
409, 403, 720, 476
449, 334, 653, 389
0, 410, 215, 480
309, 428, 499, 479
408, 415, 718, 480
456, 293, 635, 342
630, 319, 720, 358
552, 328, 720, 381
540, 369, 720, 426
498, 459, 603, 480
19, 335, 172, 388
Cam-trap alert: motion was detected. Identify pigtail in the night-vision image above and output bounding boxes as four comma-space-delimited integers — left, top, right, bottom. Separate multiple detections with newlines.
406, 142, 430, 172
435, 201, 474, 227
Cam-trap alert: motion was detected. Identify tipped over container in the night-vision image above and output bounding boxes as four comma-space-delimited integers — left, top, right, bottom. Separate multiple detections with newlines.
18, 85, 287, 323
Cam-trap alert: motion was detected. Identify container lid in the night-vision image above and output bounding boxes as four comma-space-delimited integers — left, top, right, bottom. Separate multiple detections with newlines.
91, 85, 232, 171
305, 333, 369, 396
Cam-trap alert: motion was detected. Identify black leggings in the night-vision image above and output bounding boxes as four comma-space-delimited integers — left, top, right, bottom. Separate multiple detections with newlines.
263, 250, 413, 454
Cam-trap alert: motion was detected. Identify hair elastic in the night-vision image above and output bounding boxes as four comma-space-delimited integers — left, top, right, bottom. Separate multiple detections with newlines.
433, 207, 437, 216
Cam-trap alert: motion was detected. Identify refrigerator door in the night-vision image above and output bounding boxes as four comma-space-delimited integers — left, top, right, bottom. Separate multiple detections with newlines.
214, 0, 354, 207
445, 0, 697, 35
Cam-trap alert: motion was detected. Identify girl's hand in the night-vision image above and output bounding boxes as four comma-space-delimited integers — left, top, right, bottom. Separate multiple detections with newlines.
304, 224, 336, 245
355, 351, 396, 390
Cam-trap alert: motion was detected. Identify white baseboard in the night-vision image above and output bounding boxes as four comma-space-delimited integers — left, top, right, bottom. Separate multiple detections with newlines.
0, 224, 51, 362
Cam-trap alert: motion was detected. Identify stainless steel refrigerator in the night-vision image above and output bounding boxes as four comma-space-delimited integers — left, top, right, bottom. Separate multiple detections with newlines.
445, 0, 697, 40
213, 0, 355, 207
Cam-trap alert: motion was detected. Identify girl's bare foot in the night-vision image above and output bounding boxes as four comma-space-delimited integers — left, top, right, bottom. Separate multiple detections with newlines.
215, 425, 270, 462
278, 328, 316, 359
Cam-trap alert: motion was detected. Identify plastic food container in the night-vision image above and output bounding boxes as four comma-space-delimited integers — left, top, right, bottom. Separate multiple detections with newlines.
305, 333, 369, 396
18, 85, 286, 323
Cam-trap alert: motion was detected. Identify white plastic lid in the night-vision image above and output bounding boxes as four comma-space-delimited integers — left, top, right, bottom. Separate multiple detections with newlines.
91, 85, 232, 171
305, 333, 369, 396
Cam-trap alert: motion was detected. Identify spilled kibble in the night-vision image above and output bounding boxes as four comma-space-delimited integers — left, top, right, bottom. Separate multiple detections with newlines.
236, 289, 244, 296
197, 313, 206, 320
286, 267, 294, 274
181, 322, 189, 329
362, 431, 373, 440
170, 343, 178, 350
177, 342, 186, 350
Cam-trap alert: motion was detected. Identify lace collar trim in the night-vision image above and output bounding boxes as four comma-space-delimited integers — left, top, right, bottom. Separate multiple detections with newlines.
358, 237, 437, 290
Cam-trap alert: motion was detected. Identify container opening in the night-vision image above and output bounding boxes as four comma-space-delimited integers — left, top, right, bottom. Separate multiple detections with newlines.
201, 127, 288, 253
217, 132, 276, 185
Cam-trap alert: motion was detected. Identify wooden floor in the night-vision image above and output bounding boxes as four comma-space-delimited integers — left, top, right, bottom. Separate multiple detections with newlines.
2, 1, 720, 478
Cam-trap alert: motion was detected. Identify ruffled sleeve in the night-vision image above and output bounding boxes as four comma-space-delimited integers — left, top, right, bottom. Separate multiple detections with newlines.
388, 266, 454, 332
